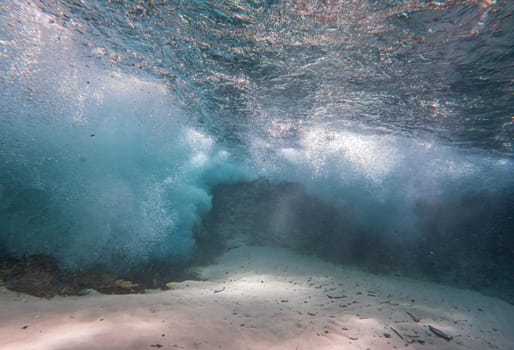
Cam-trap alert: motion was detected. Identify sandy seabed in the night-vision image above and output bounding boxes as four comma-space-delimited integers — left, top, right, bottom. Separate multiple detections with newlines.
0, 245, 512, 350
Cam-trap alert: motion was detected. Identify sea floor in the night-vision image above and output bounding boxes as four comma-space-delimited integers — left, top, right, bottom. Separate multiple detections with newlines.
0, 245, 512, 350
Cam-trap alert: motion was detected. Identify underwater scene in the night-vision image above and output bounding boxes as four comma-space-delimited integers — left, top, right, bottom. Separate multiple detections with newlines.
0, 1, 513, 349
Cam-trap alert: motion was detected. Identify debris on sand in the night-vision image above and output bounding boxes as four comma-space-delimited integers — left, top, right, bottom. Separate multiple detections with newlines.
428, 325, 453, 341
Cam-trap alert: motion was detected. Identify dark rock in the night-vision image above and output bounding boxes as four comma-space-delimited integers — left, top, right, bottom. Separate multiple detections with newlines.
2, 255, 60, 298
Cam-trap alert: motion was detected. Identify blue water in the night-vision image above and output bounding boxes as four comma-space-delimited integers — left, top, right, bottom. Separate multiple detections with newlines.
0, 0, 513, 291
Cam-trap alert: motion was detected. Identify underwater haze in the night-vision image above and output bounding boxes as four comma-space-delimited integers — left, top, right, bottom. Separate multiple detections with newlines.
0, 1, 513, 300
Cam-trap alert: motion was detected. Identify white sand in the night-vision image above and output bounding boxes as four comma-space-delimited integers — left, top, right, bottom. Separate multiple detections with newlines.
1, 245, 512, 350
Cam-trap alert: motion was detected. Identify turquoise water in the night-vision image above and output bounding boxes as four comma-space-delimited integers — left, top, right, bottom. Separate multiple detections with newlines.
0, 1, 513, 299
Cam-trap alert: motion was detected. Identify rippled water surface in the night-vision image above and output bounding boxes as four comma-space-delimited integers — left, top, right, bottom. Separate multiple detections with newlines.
4, 0, 513, 150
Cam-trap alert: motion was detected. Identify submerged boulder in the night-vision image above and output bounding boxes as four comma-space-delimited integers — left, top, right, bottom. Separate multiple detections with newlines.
0, 253, 205, 297
2, 255, 60, 298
